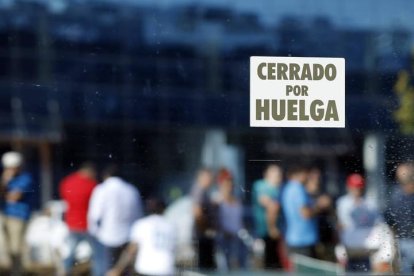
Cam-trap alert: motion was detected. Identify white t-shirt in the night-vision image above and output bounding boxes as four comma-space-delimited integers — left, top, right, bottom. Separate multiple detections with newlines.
336, 194, 380, 248
130, 215, 176, 275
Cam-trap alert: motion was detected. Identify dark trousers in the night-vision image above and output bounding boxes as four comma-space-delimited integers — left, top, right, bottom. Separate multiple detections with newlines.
346, 257, 370, 272
289, 245, 317, 258
103, 244, 127, 273
197, 236, 216, 270
218, 233, 247, 269
263, 236, 282, 269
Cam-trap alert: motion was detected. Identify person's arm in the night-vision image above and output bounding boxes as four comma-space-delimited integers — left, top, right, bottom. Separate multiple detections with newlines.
1, 169, 15, 187
192, 187, 204, 220
301, 206, 315, 219
6, 191, 23, 202
257, 191, 280, 238
266, 199, 280, 238
193, 204, 202, 219
106, 243, 138, 276
133, 191, 144, 221
300, 194, 331, 219
59, 178, 66, 200
88, 187, 104, 236
5, 174, 32, 203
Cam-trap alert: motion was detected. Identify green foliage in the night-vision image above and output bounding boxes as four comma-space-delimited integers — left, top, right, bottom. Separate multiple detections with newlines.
394, 67, 414, 135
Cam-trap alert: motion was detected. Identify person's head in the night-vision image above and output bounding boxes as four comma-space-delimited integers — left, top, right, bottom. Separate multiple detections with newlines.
264, 164, 283, 186
307, 168, 321, 195
78, 162, 97, 180
146, 198, 166, 215
396, 162, 414, 184
1, 151, 23, 175
287, 164, 309, 184
217, 168, 233, 197
196, 167, 213, 189
396, 162, 414, 194
346, 173, 365, 198
101, 164, 119, 180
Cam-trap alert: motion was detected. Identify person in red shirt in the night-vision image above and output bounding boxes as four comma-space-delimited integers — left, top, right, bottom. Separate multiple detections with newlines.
59, 162, 97, 274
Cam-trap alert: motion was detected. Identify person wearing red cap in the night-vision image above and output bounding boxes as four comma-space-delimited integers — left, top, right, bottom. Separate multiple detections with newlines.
336, 173, 380, 272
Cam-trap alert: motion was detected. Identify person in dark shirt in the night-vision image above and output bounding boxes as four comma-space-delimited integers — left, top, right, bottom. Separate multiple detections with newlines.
306, 168, 335, 261
384, 162, 414, 274
191, 167, 216, 270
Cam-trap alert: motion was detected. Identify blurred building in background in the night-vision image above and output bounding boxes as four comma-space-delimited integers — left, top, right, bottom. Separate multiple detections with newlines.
0, 0, 413, 207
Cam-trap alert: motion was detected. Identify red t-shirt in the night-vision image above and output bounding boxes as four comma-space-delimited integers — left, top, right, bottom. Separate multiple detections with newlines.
59, 172, 96, 232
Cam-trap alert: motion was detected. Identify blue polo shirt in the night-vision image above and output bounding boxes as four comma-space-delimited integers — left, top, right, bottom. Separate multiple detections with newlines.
281, 180, 317, 247
4, 172, 34, 221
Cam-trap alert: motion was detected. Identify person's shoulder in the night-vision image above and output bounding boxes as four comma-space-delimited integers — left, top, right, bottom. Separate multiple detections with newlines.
92, 184, 103, 193
62, 172, 78, 182
19, 172, 33, 181
135, 214, 149, 223
253, 179, 263, 188
131, 218, 146, 233
283, 180, 296, 191
253, 179, 266, 192
123, 182, 140, 197
103, 177, 124, 190
365, 197, 379, 211
161, 217, 175, 232
135, 215, 161, 228
15, 172, 34, 186
336, 194, 350, 208
337, 194, 349, 202
388, 185, 403, 201
126, 181, 139, 192
86, 177, 97, 187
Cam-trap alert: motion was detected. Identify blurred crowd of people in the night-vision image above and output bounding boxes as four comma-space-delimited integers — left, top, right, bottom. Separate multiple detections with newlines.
0, 152, 176, 276
190, 162, 414, 274
1, 150, 414, 275
60, 162, 176, 276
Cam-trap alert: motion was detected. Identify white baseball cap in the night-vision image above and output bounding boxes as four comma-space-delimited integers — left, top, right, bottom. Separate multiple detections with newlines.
2, 151, 23, 168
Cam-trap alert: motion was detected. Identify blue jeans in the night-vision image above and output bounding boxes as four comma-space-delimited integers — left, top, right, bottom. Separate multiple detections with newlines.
91, 239, 126, 276
63, 231, 91, 273
399, 238, 414, 274
91, 237, 105, 276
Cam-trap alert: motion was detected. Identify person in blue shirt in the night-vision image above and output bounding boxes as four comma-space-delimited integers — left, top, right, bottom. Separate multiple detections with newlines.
1, 151, 34, 274
252, 164, 283, 269
281, 164, 330, 258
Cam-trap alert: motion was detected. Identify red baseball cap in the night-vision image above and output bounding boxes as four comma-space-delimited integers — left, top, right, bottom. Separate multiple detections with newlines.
346, 173, 365, 189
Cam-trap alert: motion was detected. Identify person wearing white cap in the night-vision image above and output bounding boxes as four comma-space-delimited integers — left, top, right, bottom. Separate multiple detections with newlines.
1, 151, 34, 275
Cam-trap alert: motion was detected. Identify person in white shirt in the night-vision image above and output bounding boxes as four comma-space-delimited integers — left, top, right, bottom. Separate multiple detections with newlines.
336, 173, 380, 272
107, 198, 176, 276
88, 165, 142, 276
